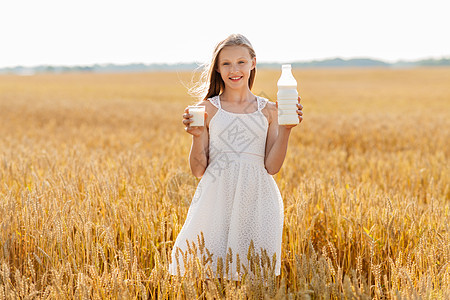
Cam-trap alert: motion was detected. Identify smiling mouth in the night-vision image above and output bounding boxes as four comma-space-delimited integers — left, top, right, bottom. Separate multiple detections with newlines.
229, 76, 243, 82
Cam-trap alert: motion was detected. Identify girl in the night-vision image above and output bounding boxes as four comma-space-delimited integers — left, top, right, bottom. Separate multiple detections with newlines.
169, 34, 303, 279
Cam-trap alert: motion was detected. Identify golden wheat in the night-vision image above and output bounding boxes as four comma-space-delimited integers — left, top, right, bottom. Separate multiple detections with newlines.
0, 68, 449, 299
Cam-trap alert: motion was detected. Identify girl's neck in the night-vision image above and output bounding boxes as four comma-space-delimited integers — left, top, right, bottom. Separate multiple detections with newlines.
220, 89, 255, 103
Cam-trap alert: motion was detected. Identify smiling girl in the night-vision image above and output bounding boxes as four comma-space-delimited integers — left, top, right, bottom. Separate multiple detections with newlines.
169, 34, 303, 280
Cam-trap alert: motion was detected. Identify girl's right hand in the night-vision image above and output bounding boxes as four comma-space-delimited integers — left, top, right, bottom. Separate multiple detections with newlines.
183, 107, 208, 137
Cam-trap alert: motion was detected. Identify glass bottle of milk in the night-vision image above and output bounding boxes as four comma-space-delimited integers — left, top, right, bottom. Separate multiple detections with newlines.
277, 64, 299, 125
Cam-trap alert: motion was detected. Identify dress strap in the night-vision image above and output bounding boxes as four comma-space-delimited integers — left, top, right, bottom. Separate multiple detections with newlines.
257, 96, 268, 111
207, 95, 221, 109
209, 95, 266, 111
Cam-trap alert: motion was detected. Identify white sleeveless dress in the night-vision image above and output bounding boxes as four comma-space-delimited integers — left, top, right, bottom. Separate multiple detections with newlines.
169, 95, 284, 279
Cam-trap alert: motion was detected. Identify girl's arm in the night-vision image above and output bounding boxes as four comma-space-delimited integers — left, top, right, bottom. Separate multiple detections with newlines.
264, 98, 303, 175
189, 130, 209, 178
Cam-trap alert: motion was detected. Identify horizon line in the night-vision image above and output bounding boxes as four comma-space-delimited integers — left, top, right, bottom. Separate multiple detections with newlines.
1, 55, 450, 69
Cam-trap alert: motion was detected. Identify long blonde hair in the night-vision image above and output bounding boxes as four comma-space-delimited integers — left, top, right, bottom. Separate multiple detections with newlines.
190, 34, 256, 102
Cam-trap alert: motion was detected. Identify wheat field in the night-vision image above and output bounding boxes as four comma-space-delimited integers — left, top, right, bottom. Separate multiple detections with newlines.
0, 67, 449, 299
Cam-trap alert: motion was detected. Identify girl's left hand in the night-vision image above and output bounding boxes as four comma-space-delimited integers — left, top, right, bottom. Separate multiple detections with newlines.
276, 96, 303, 129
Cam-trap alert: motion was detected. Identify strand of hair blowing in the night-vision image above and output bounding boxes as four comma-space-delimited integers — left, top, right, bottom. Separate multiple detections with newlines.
188, 34, 257, 104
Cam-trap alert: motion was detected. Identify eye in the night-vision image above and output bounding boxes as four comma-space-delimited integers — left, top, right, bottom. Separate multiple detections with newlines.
222, 62, 230, 66
239, 61, 245, 64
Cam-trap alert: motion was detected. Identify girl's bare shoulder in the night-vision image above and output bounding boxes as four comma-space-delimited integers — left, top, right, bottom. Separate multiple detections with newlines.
261, 100, 277, 124
198, 99, 218, 113
264, 100, 277, 111
198, 99, 219, 128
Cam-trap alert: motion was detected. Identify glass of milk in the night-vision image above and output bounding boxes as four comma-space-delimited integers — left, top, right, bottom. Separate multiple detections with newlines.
187, 105, 205, 127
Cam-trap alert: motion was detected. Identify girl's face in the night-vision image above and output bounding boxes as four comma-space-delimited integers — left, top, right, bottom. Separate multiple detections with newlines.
216, 45, 256, 91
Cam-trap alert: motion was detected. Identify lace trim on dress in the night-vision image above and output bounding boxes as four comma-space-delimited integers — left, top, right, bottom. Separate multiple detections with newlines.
257, 97, 268, 112
207, 95, 221, 109
208, 95, 269, 112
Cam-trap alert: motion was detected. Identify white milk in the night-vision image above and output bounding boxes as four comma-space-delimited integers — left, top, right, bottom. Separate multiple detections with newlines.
278, 114, 300, 125
277, 64, 299, 125
187, 106, 205, 127
277, 103, 299, 115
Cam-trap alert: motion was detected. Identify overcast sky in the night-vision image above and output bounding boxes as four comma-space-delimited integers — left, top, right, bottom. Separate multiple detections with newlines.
0, 0, 449, 68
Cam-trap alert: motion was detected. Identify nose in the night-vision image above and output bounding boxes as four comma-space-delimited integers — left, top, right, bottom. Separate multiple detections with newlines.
231, 63, 238, 73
